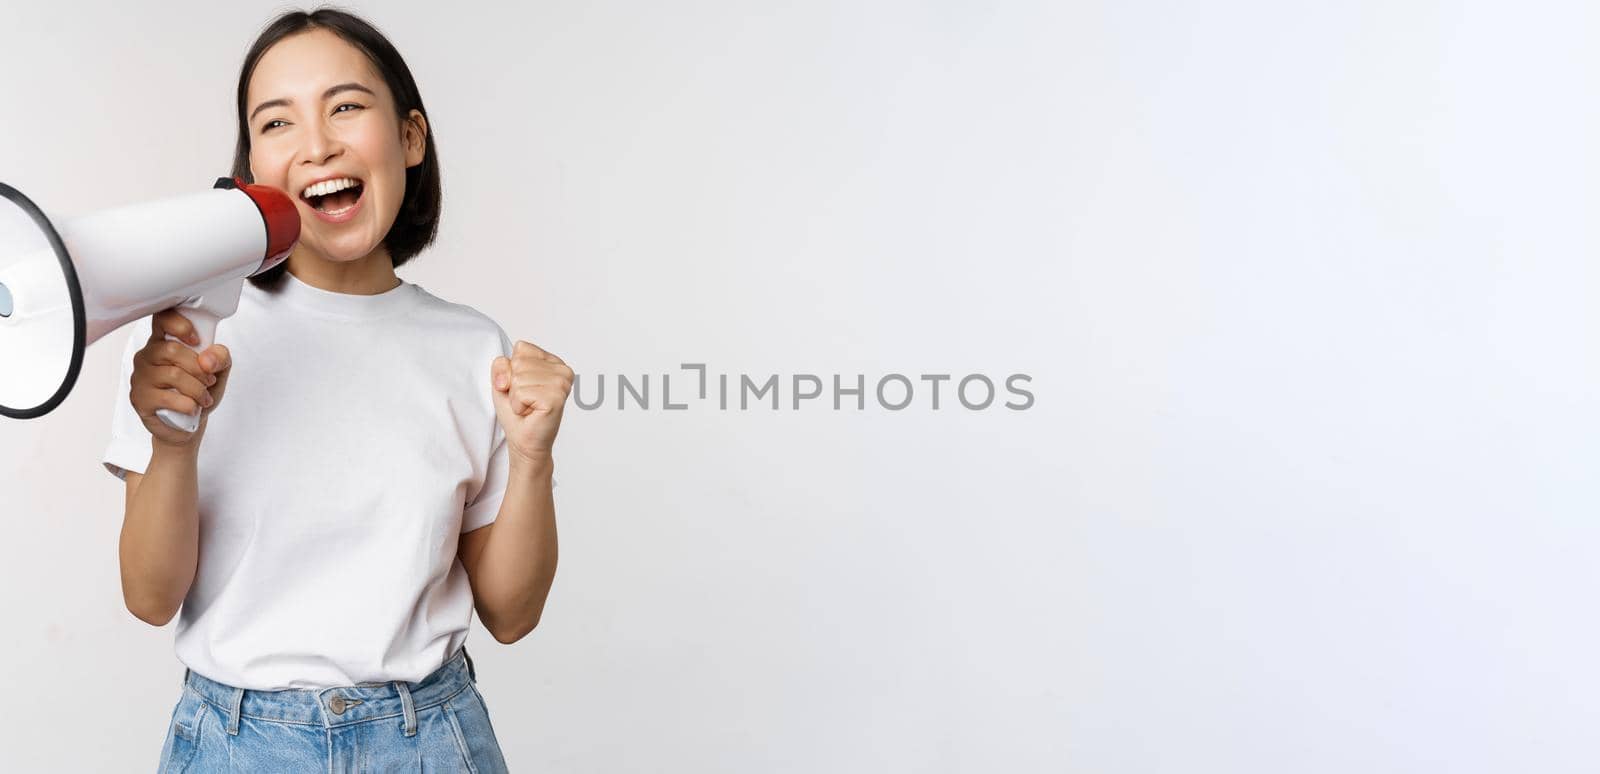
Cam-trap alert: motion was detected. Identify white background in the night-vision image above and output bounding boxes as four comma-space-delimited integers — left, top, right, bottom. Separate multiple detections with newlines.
1, 1, 1595, 771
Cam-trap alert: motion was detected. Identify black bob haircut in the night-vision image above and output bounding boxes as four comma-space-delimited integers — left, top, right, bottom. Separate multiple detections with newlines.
231, 7, 442, 289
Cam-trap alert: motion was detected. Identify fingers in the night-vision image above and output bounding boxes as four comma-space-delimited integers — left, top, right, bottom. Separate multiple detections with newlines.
514, 339, 565, 366
509, 382, 575, 418
506, 363, 574, 394
491, 356, 512, 391
132, 338, 229, 424
149, 364, 213, 409
497, 342, 574, 419
509, 342, 574, 382
511, 386, 544, 416
198, 344, 230, 374
130, 316, 231, 440
139, 338, 214, 383
132, 383, 202, 418
149, 309, 201, 347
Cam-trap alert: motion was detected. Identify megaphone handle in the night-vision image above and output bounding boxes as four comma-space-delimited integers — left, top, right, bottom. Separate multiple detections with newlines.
154, 308, 222, 434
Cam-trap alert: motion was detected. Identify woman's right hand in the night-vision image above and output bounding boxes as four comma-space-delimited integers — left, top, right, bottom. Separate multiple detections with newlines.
129, 308, 233, 447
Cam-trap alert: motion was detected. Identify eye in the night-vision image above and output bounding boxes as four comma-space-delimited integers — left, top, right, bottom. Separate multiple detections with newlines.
261, 119, 287, 132
334, 103, 364, 115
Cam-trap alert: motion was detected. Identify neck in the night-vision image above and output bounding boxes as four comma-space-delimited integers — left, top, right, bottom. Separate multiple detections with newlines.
285, 244, 401, 295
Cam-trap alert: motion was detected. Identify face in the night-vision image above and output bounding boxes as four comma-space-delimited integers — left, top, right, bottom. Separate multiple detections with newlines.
244, 28, 426, 264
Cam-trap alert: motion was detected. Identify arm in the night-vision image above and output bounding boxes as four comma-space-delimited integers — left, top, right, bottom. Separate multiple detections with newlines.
117, 309, 232, 627
458, 453, 559, 643
119, 441, 202, 626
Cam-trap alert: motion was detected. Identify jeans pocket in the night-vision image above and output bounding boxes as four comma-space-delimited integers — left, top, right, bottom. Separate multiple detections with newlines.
441, 698, 481, 774
444, 686, 509, 774
159, 688, 205, 774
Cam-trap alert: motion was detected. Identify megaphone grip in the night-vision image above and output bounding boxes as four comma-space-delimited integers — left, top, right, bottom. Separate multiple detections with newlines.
155, 307, 221, 434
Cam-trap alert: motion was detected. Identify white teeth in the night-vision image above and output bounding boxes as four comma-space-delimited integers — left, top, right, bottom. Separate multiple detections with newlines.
301, 177, 359, 199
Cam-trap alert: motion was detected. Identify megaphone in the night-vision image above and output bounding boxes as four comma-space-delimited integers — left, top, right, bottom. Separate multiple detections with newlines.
0, 177, 298, 429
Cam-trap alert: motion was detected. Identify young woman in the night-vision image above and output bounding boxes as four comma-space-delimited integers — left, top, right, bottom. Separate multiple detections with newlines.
102, 9, 567, 772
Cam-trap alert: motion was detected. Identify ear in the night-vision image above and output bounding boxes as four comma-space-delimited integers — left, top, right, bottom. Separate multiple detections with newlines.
402, 109, 428, 169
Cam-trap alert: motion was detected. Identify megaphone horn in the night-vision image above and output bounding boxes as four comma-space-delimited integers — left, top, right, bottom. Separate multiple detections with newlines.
0, 177, 299, 423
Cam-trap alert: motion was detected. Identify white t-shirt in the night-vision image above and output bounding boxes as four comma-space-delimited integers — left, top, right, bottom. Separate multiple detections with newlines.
102, 270, 539, 690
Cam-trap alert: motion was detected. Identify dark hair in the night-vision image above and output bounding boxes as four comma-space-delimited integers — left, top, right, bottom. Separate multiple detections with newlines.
233, 7, 441, 289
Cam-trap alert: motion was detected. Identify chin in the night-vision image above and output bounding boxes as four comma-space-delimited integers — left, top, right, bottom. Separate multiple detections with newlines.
312, 239, 381, 263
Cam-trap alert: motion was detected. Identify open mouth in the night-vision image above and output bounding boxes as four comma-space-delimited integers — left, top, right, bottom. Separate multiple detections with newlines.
300, 177, 365, 217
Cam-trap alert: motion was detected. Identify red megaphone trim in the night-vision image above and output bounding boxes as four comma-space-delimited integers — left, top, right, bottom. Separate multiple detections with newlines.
216, 176, 300, 274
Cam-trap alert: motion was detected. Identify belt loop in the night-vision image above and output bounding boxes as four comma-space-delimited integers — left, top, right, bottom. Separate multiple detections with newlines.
226, 687, 244, 736
463, 647, 477, 683
182, 667, 190, 687
395, 681, 418, 737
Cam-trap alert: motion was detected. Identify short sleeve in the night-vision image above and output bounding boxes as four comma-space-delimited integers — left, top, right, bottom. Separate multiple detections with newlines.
102, 316, 154, 481
461, 421, 508, 532
460, 325, 559, 533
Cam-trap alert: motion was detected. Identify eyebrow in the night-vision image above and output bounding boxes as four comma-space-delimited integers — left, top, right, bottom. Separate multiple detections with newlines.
249, 82, 377, 124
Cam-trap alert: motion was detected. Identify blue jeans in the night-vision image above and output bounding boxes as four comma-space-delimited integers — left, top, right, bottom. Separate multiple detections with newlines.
157, 646, 509, 772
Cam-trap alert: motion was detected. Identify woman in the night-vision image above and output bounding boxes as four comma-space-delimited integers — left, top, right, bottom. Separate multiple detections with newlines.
101, 8, 567, 772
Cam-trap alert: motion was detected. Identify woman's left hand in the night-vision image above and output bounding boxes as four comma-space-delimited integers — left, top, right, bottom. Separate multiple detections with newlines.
490, 340, 574, 466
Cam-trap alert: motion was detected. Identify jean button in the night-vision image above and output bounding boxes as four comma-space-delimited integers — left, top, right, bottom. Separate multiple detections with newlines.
329, 695, 347, 714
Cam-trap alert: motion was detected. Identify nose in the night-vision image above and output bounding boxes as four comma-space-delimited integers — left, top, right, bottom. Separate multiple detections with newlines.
298, 120, 343, 169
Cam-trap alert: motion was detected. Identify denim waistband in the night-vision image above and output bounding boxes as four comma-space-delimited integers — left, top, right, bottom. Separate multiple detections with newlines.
182, 647, 477, 733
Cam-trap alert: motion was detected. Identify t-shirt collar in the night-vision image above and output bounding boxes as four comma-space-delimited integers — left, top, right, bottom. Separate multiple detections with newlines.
273, 269, 420, 319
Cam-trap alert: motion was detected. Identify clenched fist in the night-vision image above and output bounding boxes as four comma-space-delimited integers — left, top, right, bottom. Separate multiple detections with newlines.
489, 340, 573, 466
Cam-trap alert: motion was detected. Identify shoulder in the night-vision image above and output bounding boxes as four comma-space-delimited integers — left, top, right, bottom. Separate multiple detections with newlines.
408, 285, 513, 353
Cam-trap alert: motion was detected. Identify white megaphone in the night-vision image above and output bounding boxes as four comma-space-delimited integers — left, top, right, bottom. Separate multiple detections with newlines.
0, 177, 299, 429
